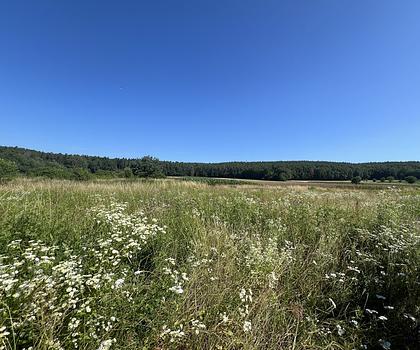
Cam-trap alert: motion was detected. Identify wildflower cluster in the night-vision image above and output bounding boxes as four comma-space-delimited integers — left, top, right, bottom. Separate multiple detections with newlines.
0, 201, 165, 350
239, 288, 253, 333
163, 258, 188, 295
320, 223, 420, 348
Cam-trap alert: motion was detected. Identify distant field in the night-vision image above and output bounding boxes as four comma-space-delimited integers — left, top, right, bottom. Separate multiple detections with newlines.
0, 179, 419, 349
169, 176, 419, 189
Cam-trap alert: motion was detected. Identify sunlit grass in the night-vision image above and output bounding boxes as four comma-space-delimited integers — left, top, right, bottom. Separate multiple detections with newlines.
0, 179, 419, 349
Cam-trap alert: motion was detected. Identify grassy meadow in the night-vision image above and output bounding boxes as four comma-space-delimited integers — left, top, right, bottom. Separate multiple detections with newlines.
0, 179, 419, 350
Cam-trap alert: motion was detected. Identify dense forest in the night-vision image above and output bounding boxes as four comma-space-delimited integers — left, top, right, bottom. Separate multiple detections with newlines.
1, 146, 419, 182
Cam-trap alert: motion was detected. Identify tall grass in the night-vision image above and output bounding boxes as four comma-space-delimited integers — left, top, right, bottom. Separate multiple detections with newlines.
0, 179, 419, 349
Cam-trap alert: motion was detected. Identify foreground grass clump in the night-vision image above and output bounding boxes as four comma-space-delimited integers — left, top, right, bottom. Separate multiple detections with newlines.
0, 179, 419, 350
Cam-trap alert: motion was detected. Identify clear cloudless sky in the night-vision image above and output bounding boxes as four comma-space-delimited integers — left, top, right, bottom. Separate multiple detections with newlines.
0, 0, 419, 162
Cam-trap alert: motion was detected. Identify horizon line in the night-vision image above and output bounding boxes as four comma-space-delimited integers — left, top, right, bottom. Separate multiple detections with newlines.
1, 144, 419, 165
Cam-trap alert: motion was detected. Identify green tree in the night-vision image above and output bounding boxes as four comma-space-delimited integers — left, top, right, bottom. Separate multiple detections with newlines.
124, 167, 133, 178
405, 176, 417, 184
132, 156, 165, 178
351, 176, 362, 184
72, 168, 93, 181
33, 166, 72, 179
278, 172, 290, 181
3, 145, 420, 182
0, 158, 19, 180
386, 176, 395, 183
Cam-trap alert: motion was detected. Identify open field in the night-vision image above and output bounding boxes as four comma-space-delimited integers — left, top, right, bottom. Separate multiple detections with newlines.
169, 176, 420, 189
0, 179, 419, 349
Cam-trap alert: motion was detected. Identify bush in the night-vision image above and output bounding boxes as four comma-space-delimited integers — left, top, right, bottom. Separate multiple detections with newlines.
0, 158, 19, 180
351, 176, 362, 184
405, 176, 417, 184
31, 166, 73, 179
386, 176, 395, 183
72, 168, 93, 181
124, 167, 133, 178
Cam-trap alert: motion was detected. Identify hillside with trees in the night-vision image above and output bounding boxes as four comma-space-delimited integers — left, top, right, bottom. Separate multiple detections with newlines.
0, 146, 419, 182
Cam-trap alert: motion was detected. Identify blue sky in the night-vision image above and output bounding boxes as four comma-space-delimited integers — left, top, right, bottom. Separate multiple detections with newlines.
1, 1, 419, 162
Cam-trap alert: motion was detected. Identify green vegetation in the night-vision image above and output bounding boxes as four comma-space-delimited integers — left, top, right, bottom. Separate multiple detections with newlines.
2, 146, 420, 182
405, 176, 417, 184
0, 158, 18, 181
351, 176, 362, 184
177, 176, 251, 186
123, 167, 133, 178
0, 179, 419, 349
132, 156, 165, 178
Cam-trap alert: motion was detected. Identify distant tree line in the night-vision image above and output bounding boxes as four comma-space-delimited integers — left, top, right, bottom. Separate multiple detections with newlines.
0, 146, 419, 182
160, 161, 420, 182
